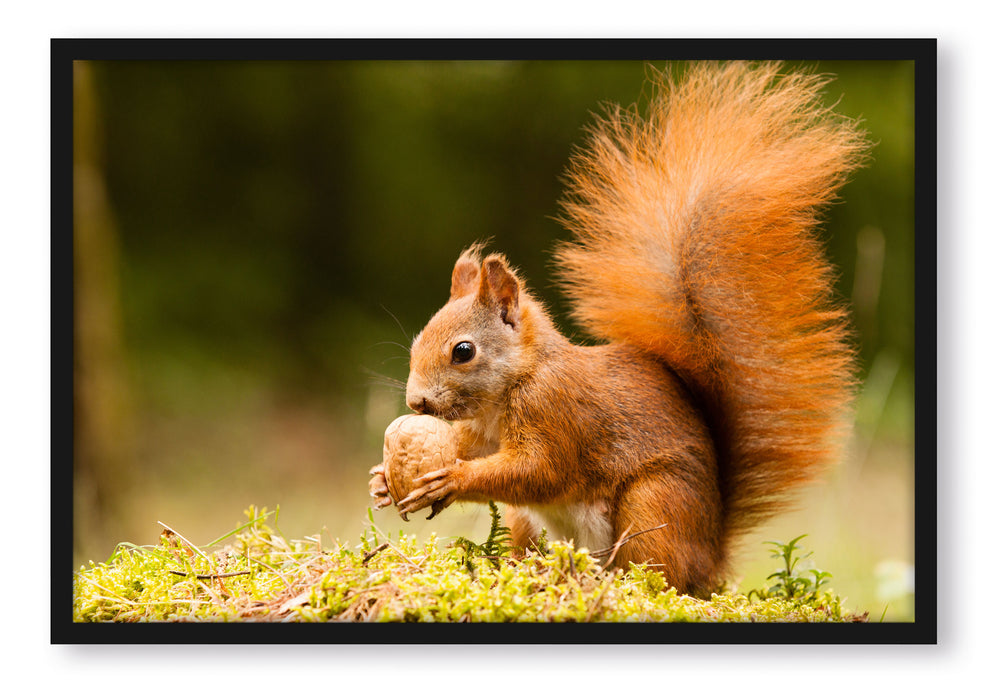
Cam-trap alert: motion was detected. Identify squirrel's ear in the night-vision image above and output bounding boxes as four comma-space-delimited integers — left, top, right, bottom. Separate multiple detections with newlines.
450, 255, 481, 299
480, 255, 520, 328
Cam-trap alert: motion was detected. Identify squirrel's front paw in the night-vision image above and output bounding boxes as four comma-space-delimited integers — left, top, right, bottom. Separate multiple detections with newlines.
368, 464, 393, 511
397, 463, 461, 520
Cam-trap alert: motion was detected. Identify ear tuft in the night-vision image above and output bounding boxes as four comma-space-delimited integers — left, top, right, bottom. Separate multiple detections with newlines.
450, 251, 481, 299
481, 254, 521, 328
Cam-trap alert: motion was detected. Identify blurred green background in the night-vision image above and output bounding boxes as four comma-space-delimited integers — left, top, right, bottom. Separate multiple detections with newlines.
72, 59, 915, 620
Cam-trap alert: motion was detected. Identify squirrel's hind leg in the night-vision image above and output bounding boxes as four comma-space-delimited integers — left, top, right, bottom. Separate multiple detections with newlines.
612, 471, 724, 595
505, 505, 543, 553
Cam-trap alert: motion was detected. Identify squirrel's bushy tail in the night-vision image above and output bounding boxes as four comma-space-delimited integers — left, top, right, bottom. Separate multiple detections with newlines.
555, 61, 869, 549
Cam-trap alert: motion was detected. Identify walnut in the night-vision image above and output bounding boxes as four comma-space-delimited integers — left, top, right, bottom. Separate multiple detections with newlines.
382, 414, 456, 508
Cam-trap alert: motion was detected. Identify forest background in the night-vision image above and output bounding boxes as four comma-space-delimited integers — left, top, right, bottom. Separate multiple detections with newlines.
72, 58, 916, 620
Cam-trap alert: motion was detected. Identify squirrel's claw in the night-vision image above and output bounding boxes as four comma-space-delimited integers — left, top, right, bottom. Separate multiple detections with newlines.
368, 464, 393, 510
427, 494, 455, 520
372, 496, 393, 511
397, 467, 457, 517
412, 468, 450, 485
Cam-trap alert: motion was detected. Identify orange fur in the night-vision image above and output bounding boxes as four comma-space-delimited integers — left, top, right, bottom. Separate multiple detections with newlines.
555, 61, 868, 554
383, 62, 869, 594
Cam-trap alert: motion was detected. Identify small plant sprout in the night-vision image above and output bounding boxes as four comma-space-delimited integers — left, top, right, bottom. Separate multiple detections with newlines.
758, 534, 835, 604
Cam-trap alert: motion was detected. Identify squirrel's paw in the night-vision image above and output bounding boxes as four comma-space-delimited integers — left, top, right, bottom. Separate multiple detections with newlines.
397, 465, 459, 520
368, 463, 393, 510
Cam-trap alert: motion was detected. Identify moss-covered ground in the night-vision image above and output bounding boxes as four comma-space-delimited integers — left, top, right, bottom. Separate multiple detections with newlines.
73, 504, 865, 623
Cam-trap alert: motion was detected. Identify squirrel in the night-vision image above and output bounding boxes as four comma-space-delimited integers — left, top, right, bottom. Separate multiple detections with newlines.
369, 61, 869, 595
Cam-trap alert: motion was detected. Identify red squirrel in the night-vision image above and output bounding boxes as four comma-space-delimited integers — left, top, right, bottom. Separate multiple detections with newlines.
369, 61, 869, 594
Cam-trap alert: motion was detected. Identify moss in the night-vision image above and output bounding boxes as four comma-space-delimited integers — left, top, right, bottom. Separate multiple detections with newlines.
73, 505, 862, 623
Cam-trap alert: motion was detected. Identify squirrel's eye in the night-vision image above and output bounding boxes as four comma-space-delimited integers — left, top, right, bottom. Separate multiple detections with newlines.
451, 341, 476, 365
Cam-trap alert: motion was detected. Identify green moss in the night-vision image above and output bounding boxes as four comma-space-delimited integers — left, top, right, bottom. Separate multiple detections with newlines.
73, 505, 862, 623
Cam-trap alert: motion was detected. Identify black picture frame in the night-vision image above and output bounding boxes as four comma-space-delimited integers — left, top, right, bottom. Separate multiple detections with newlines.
53, 37, 936, 644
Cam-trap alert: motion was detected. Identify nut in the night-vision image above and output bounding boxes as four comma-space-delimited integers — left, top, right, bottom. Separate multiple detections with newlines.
382, 414, 456, 506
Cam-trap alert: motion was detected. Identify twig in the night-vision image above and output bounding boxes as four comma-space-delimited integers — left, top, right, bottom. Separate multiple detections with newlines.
168, 570, 252, 580
361, 542, 389, 565
387, 542, 423, 571
242, 553, 292, 586
601, 524, 634, 570
158, 520, 209, 561
591, 523, 669, 566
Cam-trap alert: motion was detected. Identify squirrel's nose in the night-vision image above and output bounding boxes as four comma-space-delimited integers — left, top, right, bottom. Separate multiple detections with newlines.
407, 396, 435, 416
